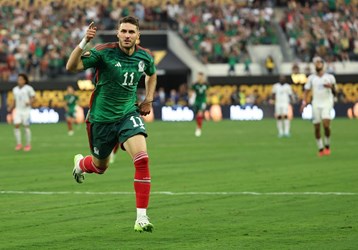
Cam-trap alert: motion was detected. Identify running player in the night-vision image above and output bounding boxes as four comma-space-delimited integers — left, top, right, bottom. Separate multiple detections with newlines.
301, 56, 337, 156
271, 75, 294, 137
66, 16, 157, 232
7, 73, 35, 151
63, 85, 79, 136
191, 72, 209, 137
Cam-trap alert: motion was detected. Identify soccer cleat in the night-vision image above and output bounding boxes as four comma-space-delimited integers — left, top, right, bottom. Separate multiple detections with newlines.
68, 130, 74, 136
73, 154, 85, 183
195, 128, 202, 137
134, 215, 154, 233
15, 144, 23, 151
23, 145, 31, 151
318, 150, 325, 157
323, 148, 331, 156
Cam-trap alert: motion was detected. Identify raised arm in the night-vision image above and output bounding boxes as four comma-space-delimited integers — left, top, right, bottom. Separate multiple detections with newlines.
139, 73, 157, 116
66, 22, 97, 72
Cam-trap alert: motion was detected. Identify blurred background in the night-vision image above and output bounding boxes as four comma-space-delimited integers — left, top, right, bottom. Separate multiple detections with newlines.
0, 0, 357, 123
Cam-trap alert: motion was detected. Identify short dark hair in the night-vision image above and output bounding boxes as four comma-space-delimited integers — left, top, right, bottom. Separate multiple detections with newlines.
18, 73, 29, 84
119, 16, 139, 29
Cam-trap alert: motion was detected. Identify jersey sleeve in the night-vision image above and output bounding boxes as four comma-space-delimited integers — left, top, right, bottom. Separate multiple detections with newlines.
304, 76, 312, 90
28, 86, 36, 97
144, 55, 156, 76
288, 85, 293, 95
330, 75, 337, 85
271, 84, 277, 94
81, 48, 102, 70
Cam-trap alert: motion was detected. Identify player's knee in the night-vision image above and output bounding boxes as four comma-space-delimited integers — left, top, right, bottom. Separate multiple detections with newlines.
134, 152, 149, 170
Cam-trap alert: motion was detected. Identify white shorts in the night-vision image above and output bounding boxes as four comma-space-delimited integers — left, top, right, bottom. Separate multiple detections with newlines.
312, 105, 332, 124
13, 110, 31, 126
275, 104, 289, 116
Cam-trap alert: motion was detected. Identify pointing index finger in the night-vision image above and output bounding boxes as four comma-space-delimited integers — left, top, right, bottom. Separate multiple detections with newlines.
88, 22, 95, 29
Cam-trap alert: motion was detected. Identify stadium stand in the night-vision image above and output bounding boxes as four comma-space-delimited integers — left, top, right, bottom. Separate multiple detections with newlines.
0, 0, 357, 82
280, 0, 358, 63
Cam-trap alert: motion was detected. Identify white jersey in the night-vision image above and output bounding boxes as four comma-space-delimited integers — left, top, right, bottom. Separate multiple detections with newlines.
13, 85, 36, 111
304, 73, 336, 108
272, 83, 293, 106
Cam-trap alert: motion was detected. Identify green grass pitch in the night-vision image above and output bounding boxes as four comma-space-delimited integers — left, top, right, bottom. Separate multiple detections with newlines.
0, 119, 357, 249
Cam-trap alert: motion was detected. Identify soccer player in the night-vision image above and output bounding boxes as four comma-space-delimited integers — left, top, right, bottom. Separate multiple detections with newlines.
271, 75, 294, 137
191, 72, 209, 137
301, 56, 337, 156
63, 85, 79, 136
66, 16, 157, 232
7, 73, 35, 151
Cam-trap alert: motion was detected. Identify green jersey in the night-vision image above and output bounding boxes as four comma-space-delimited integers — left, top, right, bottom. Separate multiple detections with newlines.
64, 94, 78, 113
81, 43, 156, 123
192, 83, 209, 104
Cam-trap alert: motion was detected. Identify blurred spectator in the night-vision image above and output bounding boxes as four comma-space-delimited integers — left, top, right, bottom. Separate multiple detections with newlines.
177, 1, 277, 63
265, 55, 275, 74
304, 64, 311, 76
337, 89, 346, 103
177, 83, 189, 106
246, 90, 258, 107
158, 87, 166, 104
1, 0, 356, 83
228, 49, 239, 76
281, 1, 357, 62
166, 89, 179, 107
244, 56, 252, 75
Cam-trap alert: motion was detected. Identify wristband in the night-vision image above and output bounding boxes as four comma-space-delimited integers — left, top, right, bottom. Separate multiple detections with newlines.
78, 37, 88, 50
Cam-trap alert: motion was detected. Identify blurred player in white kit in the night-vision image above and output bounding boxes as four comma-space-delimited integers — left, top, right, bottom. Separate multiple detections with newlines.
271, 75, 294, 137
7, 73, 36, 151
301, 56, 337, 156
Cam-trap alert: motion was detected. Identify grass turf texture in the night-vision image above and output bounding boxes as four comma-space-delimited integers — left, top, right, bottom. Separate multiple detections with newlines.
0, 119, 357, 249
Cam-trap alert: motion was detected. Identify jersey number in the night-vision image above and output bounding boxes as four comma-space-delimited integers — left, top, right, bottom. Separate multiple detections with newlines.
130, 116, 144, 128
122, 72, 135, 86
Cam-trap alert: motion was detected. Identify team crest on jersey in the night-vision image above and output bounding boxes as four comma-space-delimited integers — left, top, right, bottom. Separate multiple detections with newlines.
138, 61, 145, 72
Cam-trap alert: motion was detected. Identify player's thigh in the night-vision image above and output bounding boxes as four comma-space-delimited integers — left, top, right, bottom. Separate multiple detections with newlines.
311, 106, 322, 124
13, 111, 22, 125
16, 111, 31, 126
87, 122, 117, 159
119, 113, 148, 157
123, 134, 147, 158
321, 106, 333, 120
275, 104, 288, 117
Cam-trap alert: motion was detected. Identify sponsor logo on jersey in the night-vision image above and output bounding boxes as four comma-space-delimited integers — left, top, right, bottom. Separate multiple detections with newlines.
115, 62, 122, 67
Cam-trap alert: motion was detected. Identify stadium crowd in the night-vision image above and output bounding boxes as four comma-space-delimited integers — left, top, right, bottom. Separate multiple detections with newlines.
0, 0, 357, 82
177, 1, 277, 64
281, 0, 358, 63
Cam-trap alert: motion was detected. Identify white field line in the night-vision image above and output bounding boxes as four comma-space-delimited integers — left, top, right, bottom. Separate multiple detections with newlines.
0, 191, 357, 196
